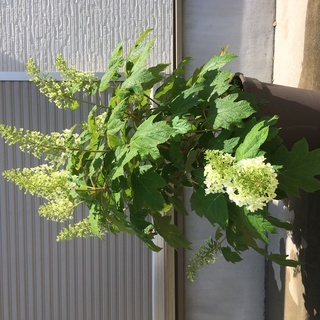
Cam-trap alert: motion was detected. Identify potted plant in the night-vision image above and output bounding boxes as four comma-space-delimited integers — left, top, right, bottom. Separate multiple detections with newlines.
1, 30, 320, 281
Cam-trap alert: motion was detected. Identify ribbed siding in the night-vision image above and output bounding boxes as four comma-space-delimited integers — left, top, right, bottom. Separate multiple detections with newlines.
0, 81, 152, 320
0, 0, 173, 72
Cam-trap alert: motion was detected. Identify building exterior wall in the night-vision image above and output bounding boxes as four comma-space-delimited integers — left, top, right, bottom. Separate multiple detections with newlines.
269, 1, 320, 319
0, 0, 173, 72
181, 1, 276, 319
0, 1, 174, 319
0, 81, 153, 320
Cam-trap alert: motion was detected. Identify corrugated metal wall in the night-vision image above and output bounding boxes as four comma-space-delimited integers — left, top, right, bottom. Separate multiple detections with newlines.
0, 81, 152, 320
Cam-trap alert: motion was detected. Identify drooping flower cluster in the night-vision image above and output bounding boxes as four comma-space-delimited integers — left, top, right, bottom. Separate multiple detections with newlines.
0, 125, 81, 165
204, 150, 278, 212
56, 218, 93, 241
3, 165, 79, 221
26, 55, 99, 109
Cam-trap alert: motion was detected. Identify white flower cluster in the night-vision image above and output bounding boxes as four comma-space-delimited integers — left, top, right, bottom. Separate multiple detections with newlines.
26, 56, 98, 109
204, 150, 234, 194
56, 218, 94, 241
0, 124, 81, 165
3, 165, 79, 221
38, 199, 76, 222
54, 54, 98, 95
94, 112, 107, 133
204, 150, 278, 212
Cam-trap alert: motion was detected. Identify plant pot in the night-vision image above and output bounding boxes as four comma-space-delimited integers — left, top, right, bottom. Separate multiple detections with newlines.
232, 73, 320, 150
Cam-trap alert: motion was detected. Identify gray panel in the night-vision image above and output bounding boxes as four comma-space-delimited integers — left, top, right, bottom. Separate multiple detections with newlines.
182, 0, 275, 82
0, 81, 152, 320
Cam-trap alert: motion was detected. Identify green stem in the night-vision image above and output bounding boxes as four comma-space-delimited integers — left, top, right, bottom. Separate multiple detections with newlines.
76, 187, 106, 192
72, 97, 108, 109
144, 94, 160, 107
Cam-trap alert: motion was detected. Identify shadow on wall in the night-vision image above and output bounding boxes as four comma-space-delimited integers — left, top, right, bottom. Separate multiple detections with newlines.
296, 1, 320, 318
265, 239, 286, 320
299, 0, 320, 91
290, 192, 320, 320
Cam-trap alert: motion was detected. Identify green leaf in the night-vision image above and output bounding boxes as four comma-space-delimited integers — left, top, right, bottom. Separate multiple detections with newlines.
229, 205, 275, 245
191, 188, 228, 228
131, 29, 153, 48
128, 205, 162, 252
171, 116, 192, 135
213, 94, 255, 130
89, 204, 102, 238
221, 246, 243, 263
129, 205, 151, 231
199, 52, 236, 77
209, 70, 233, 97
262, 212, 294, 231
99, 42, 124, 92
166, 140, 183, 167
170, 83, 203, 116
273, 139, 320, 196
107, 135, 121, 148
86, 108, 100, 152
209, 130, 240, 153
235, 121, 269, 160
142, 64, 170, 90
107, 100, 128, 136
126, 29, 155, 74
111, 146, 138, 180
131, 166, 166, 210
122, 69, 155, 95
130, 115, 175, 159
88, 152, 104, 178
155, 57, 192, 103
253, 247, 300, 267
168, 196, 189, 216
153, 212, 192, 249
246, 212, 276, 243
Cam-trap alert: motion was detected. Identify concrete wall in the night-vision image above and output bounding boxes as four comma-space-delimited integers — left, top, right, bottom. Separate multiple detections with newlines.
183, 0, 276, 82
181, 1, 276, 319
268, 1, 320, 319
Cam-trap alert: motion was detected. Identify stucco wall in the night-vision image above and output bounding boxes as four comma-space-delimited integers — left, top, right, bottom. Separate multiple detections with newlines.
0, 0, 173, 72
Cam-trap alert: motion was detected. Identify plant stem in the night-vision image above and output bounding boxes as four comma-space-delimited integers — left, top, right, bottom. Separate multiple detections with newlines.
144, 94, 160, 107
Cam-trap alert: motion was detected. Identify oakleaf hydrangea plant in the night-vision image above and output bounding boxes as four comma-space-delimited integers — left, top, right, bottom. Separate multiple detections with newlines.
2, 30, 320, 281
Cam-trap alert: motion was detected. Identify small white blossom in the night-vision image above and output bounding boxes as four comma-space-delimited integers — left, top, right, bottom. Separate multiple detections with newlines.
228, 157, 278, 212
204, 150, 234, 194
204, 151, 278, 212
38, 198, 75, 222
56, 218, 94, 241
0, 124, 82, 166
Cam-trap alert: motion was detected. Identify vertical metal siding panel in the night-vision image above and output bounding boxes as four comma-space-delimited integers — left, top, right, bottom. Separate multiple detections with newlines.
0, 81, 152, 319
